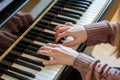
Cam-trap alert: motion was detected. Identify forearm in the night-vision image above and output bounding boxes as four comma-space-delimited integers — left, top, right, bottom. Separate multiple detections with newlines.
84, 21, 117, 46
73, 53, 120, 80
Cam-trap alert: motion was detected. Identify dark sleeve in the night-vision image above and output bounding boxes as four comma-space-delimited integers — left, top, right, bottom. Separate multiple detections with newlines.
84, 21, 118, 46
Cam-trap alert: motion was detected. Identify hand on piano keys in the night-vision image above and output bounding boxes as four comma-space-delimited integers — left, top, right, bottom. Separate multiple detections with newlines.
54, 22, 87, 47
37, 43, 79, 66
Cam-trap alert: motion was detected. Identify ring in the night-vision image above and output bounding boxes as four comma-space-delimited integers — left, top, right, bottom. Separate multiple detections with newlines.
48, 50, 54, 60
48, 50, 53, 54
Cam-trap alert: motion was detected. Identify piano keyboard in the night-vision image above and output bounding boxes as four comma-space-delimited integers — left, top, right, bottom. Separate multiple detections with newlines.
0, 0, 112, 80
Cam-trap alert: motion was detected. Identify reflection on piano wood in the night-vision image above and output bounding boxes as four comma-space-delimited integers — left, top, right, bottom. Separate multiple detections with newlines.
0, 0, 113, 80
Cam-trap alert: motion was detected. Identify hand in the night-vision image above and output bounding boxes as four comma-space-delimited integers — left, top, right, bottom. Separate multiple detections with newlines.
5, 11, 33, 32
37, 43, 78, 66
0, 31, 17, 52
55, 23, 87, 47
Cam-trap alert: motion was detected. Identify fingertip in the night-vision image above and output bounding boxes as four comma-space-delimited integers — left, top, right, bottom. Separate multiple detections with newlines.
43, 61, 50, 66
65, 22, 74, 26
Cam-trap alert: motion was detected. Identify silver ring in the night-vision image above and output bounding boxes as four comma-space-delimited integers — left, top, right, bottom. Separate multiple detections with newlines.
48, 50, 53, 54
48, 50, 54, 60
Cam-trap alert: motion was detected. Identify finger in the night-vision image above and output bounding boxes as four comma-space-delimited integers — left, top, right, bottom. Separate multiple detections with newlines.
97, 64, 108, 74
54, 24, 67, 31
110, 69, 118, 77
55, 27, 70, 37
63, 38, 80, 47
43, 60, 57, 66
40, 46, 53, 51
37, 50, 52, 57
103, 66, 111, 76
116, 71, 120, 79
55, 31, 70, 42
65, 22, 74, 26
46, 43, 59, 48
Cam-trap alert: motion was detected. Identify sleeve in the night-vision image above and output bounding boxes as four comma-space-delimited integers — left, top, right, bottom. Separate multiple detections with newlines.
73, 53, 120, 80
84, 21, 118, 46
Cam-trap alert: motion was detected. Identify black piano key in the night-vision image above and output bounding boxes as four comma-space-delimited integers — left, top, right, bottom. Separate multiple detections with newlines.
37, 22, 56, 30
19, 56, 45, 67
9, 50, 43, 66
68, 2, 88, 9
17, 42, 27, 49
38, 20, 57, 28
66, 5, 86, 12
35, 36, 49, 43
57, 0, 68, 4
0, 67, 6, 75
53, 18, 67, 24
46, 25, 55, 31
27, 45, 39, 52
56, 16, 76, 24
32, 26, 44, 34
30, 43, 42, 49
7, 52, 19, 58
5, 70, 30, 80
46, 13, 77, 24
56, 1, 86, 12
35, 20, 57, 32
38, 33, 55, 41
4, 56, 15, 63
24, 49, 50, 60
9, 66, 36, 78
33, 26, 55, 38
40, 19, 50, 25
25, 34, 36, 40
19, 37, 32, 45
36, 22, 49, 30
43, 15, 55, 21
28, 29, 39, 36
14, 46, 24, 52
51, 7, 81, 19
70, 0, 92, 4
0, 62, 35, 78
47, 23, 57, 29
38, 20, 49, 26
15, 60, 41, 71
61, 9, 82, 16
42, 31, 55, 38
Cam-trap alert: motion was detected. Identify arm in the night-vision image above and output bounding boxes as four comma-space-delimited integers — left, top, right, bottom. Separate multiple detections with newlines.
73, 53, 120, 80
37, 43, 120, 80
55, 21, 118, 47
85, 21, 118, 46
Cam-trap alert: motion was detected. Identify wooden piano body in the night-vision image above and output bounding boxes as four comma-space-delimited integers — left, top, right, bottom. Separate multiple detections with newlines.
0, 0, 119, 80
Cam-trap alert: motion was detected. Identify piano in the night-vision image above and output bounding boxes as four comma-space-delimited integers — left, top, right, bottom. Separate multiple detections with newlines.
0, 0, 114, 80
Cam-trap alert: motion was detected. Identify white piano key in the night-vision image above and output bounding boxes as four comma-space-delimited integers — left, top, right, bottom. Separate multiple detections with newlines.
33, 40, 46, 46
1, 74, 16, 80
